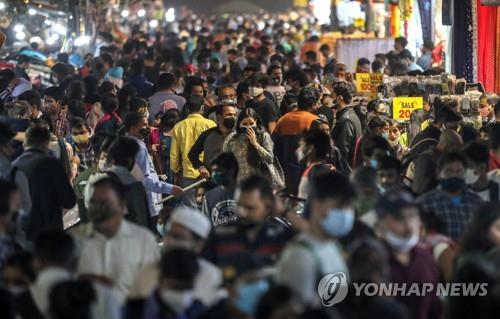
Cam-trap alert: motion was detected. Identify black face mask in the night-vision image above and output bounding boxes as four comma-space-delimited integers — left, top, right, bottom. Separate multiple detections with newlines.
439, 177, 465, 193
223, 117, 236, 129
140, 127, 151, 140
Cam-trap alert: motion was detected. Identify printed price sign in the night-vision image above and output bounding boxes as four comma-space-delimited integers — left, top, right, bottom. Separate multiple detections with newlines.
392, 97, 423, 121
355, 73, 372, 93
370, 73, 384, 98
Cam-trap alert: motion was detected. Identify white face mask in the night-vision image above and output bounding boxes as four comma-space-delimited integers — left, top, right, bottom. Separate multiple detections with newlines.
97, 158, 108, 171
160, 289, 194, 314
384, 230, 419, 253
465, 168, 480, 185
249, 87, 264, 98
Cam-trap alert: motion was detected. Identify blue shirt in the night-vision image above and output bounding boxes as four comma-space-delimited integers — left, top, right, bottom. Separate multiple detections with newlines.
131, 136, 173, 217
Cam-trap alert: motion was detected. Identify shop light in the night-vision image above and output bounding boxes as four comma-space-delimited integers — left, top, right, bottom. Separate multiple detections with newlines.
137, 9, 146, 18
165, 8, 175, 22
121, 9, 129, 18
149, 19, 159, 28
16, 31, 26, 41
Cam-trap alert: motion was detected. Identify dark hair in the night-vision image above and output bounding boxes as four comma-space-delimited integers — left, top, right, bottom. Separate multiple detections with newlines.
117, 84, 137, 115
303, 128, 333, 161
183, 77, 205, 98
305, 50, 317, 62
240, 174, 274, 201
17, 90, 41, 110
67, 80, 86, 101
357, 57, 370, 66
436, 152, 467, 172
100, 53, 113, 67
101, 94, 119, 114
494, 99, 500, 117
423, 39, 434, 50
211, 152, 239, 180
488, 123, 500, 151
462, 141, 489, 167
395, 36, 408, 48
129, 97, 148, 113
97, 81, 116, 96
124, 112, 146, 132
434, 105, 462, 124
0, 179, 17, 215
460, 203, 500, 255
267, 64, 282, 76
44, 86, 63, 102
235, 107, 264, 135
311, 171, 356, 205
33, 229, 76, 267
107, 137, 140, 168
68, 99, 86, 119
49, 280, 96, 319
285, 68, 309, 87
160, 248, 199, 287
69, 117, 89, 131
378, 156, 403, 175
160, 109, 181, 131
3, 252, 36, 282
92, 177, 127, 203
332, 82, 353, 104
186, 95, 204, 113
366, 116, 389, 136
157, 73, 176, 90
215, 103, 236, 116
236, 81, 250, 99
372, 59, 384, 73
130, 59, 145, 75
361, 136, 392, 159
25, 124, 51, 149
256, 285, 293, 319
390, 62, 408, 76
298, 86, 320, 110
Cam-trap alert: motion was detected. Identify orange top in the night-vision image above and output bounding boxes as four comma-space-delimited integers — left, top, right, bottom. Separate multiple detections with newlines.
275, 111, 319, 136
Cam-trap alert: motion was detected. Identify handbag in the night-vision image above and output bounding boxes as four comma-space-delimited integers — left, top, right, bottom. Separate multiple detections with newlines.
260, 156, 286, 191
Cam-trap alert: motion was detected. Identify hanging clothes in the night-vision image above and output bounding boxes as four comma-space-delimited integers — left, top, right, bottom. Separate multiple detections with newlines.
476, 1, 498, 92
417, 0, 432, 41
452, 0, 474, 82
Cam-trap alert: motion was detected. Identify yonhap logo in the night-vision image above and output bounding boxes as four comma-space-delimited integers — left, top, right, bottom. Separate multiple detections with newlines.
317, 272, 349, 306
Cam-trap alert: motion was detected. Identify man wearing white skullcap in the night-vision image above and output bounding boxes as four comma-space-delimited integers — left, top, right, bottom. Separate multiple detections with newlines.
130, 207, 224, 306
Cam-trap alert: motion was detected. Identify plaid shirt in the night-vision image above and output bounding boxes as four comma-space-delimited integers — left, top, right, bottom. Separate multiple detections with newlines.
73, 142, 95, 172
418, 188, 483, 241
54, 117, 70, 139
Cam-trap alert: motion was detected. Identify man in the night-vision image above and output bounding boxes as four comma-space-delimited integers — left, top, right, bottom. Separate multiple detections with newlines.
331, 81, 362, 168
418, 152, 483, 240
275, 172, 351, 308
106, 137, 150, 227
17, 90, 42, 121
148, 73, 186, 121
76, 177, 159, 299
376, 190, 440, 319
372, 59, 385, 74
14, 229, 120, 319
409, 104, 463, 156
188, 104, 237, 179
246, 76, 279, 133
462, 141, 500, 202
275, 86, 319, 135
417, 39, 434, 71
0, 180, 22, 268
217, 85, 237, 105
128, 248, 203, 319
393, 36, 412, 59
266, 65, 286, 107
50, 62, 75, 93
377, 156, 404, 193
400, 50, 424, 73
203, 175, 294, 276
171, 96, 217, 206
42, 86, 64, 131
127, 59, 154, 99
281, 68, 309, 114
131, 207, 223, 307
69, 117, 95, 172
125, 112, 182, 219
356, 58, 371, 73
202, 153, 239, 226
0, 123, 30, 214
13, 124, 75, 240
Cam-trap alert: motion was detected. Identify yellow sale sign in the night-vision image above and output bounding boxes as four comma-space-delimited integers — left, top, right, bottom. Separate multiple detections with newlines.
393, 97, 423, 121
370, 73, 384, 98
356, 73, 372, 93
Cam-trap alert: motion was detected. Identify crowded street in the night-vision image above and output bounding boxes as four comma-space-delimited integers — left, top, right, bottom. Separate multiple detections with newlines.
0, 0, 500, 318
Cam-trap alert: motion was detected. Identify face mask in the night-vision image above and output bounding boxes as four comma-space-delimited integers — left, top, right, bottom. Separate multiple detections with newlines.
212, 171, 229, 186
143, 111, 150, 119
160, 289, 194, 315
320, 208, 355, 237
223, 117, 236, 129
249, 87, 264, 98
381, 132, 389, 140
233, 280, 270, 316
465, 168, 480, 185
72, 132, 90, 144
384, 230, 419, 253
97, 158, 108, 171
221, 98, 236, 105
240, 124, 257, 133
140, 127, 151, 140
439, 177, 465, 193
369, 159, 379, 169
157, 223, 166, 237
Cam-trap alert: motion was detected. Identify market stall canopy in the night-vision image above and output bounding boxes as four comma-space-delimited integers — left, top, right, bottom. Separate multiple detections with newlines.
19, 49, 47, 63
211, 0, 263, 14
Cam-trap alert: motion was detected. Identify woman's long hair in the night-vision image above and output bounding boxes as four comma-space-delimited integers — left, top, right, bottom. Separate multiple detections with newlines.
234, 107, 265, 167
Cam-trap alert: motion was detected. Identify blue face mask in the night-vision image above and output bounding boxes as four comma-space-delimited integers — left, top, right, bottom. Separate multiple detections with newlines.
369, 159, 379, 169
157, 223, 166, 237
321, 208, 355, 238
233, 279, 270, 316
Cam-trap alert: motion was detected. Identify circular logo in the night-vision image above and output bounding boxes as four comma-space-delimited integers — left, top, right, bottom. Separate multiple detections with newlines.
317, 272, 349, 307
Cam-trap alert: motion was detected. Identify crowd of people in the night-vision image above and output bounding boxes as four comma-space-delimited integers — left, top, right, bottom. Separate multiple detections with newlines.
1, 13, 500, 319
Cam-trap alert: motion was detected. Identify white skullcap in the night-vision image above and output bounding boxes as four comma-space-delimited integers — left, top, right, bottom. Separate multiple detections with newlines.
168, 207, 212, 239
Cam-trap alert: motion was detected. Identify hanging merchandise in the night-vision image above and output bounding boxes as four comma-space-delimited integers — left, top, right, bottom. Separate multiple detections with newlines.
417, 0, 432, 40
452, 0, 475, 82
399, 0, 413, 38
476, 1, 499, 92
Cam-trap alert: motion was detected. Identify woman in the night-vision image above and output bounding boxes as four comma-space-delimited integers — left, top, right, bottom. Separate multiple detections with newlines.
387, 119, 409, 159
223, 108, 274, 183
353, 116, 390, 168
297, 129, 337, 199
